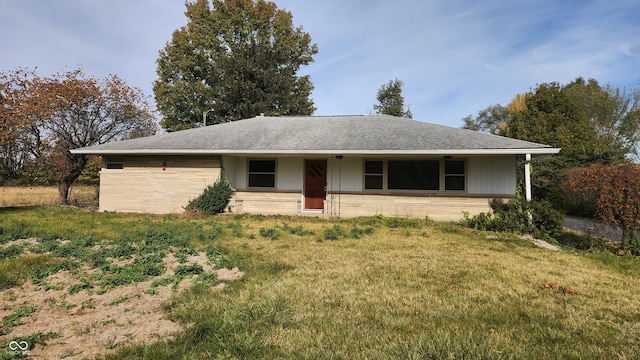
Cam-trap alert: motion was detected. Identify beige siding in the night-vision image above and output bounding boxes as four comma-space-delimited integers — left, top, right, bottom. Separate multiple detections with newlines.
325, 194, 493, 222
232, 157, 247, 189
222, 156, 238, 186
230, 191, 494, 221
231, 191, 302, 215
99, 156, 220, 214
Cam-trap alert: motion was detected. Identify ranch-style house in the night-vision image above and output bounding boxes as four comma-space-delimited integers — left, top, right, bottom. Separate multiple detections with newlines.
71, 114, 560, 221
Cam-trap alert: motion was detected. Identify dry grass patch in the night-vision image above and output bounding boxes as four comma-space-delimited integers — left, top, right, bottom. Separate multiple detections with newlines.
2, 209, 640, 359
160, 219, 640, 359
0, 186, 96, 207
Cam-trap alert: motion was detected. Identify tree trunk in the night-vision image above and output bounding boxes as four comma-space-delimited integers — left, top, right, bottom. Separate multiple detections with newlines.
620, 225, 635, 254
58, 182, 71, 205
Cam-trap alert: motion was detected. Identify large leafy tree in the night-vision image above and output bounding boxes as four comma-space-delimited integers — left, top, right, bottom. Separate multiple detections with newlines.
154, 0, 318, 131
372, 78, 412, 118
0, 68, 156, 203
506, 81, 602, 162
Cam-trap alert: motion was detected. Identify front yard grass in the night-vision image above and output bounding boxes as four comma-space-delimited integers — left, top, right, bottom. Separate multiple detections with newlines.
1, 207, 639, 359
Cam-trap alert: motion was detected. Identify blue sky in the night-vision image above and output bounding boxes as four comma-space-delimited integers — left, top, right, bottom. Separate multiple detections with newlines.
1, 0, 639, 127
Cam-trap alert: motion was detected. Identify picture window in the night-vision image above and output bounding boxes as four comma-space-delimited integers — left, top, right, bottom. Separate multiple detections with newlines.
388, 160, 439, 190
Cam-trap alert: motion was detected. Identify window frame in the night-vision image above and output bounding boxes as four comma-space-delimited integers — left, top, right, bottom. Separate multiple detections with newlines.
105, 157, 124, 170
387, 159, 440, 191
364, 160, 384, 190
444, 159, 466, 191
363, 158, 467, 193
247, 159, 277, 189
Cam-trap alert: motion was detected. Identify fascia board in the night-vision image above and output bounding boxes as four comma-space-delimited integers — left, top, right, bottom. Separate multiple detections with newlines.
71, 148, 561, 156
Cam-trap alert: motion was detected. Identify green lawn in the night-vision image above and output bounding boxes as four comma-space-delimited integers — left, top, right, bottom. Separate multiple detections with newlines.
1, 207, 639, 359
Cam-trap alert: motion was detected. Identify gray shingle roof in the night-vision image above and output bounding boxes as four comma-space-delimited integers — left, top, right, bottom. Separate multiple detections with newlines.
71, 114, 560, 155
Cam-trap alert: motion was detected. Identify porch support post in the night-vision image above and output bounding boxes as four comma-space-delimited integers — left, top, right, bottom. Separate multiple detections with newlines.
524, 153, 532, 201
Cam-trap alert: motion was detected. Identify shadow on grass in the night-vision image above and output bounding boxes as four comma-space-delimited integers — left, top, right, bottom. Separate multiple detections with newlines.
556, 231, 608, 252
0, 205, 44, 214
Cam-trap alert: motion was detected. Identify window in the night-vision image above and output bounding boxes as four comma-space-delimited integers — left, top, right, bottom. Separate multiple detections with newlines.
444, 160, 465, 190
105, 157, 124, 169
364, 160, 383, 189
363, 159, 467, 192
388, 160, 440, 190
248, 159, 276, 188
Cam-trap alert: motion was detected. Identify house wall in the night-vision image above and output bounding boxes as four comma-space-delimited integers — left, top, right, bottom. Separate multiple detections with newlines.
222, 155, 516, 221
223, 155, 516, 195
99, 155, 220, 213
97, 154, 516, 219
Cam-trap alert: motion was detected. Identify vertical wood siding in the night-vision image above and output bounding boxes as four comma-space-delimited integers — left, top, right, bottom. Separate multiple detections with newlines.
467, 156, 517, 195
327, 157, 362, 192
277, 158, 303, 190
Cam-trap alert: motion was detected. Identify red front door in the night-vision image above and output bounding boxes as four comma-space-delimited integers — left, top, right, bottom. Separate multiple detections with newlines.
304, 159, 327, 210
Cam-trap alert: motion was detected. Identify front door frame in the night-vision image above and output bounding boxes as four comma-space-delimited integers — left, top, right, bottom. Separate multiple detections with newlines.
303, 159, 327, 211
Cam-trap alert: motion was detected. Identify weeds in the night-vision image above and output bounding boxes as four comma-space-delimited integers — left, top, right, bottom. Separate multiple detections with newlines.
321, 224, 344, 240
0, 255, 52, 291
174, 263, 204, 276
227, 221, 244, 238
320, 224, 374, 241
1, 306, 36, 335
281, 223, 315, 236
259, 227, 281, 240
108, 295, 130, 307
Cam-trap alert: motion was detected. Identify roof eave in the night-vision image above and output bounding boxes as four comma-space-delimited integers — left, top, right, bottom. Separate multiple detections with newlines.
70, 148, 561, 156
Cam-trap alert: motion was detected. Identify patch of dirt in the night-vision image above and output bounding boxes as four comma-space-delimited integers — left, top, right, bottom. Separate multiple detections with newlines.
531, 238, 561, 251
0, 241, 244, 359
485, 234, 562, 251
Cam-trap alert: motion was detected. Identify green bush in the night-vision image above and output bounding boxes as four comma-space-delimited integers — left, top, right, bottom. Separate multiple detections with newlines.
460, 191, 564, 241
529, 200, 565, 240
185, 172, 234, 215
